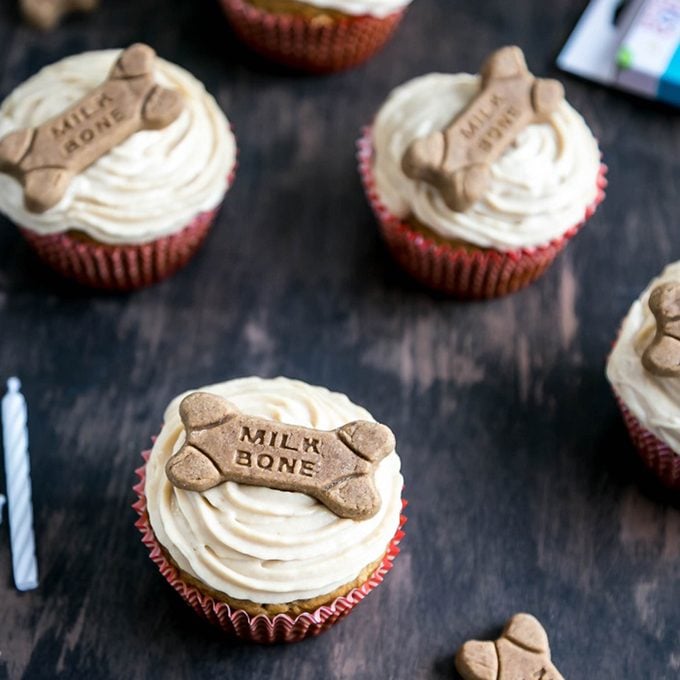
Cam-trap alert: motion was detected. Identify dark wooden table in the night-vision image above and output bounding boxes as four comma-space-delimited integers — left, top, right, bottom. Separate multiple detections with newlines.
0, 0, 678, 678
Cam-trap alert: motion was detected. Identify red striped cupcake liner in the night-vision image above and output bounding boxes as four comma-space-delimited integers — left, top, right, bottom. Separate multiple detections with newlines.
220, 0, 405, 73
133, 448, 407, 643
19, 163, 237, 292
357, 127, 608, 299
614, 395, 680, 491
20, 208, 216, 292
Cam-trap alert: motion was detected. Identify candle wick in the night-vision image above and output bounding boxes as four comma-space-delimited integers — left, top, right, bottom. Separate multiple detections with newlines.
7, 377, 21, 393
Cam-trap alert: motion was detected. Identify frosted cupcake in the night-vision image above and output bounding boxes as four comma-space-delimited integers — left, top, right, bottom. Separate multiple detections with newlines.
607, 262, 680, 490
220, 0, 411, 73
134, 377, 406, 642
359, 46, 607, 298
0, 44, 236, 290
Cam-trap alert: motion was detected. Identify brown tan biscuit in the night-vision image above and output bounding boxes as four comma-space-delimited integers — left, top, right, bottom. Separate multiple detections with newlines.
20, 0, 99, 31
402, 46, 564, 212
456, 613, 564, 680
165, 391, 396, 520
642, 281, 680, 377
0, 43, 183, 213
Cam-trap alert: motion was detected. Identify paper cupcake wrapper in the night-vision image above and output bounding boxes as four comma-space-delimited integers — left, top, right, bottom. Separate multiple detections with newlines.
357, 127, 608, 299
614, 395, 680, 491
18, 159, 237, 291
19, 208, 216, 291
133, 448, 407, 643
220, 0, 405, 73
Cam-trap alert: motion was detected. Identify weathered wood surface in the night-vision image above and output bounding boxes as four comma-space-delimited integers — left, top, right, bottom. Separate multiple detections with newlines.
0, 0, 678, 678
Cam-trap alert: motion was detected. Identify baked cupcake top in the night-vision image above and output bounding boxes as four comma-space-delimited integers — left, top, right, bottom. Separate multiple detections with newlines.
0, 48, 235, 245
372, 69, 601, 251
145, 377, 403, 604
264, 0, 412, 19
607, 261, 680, 454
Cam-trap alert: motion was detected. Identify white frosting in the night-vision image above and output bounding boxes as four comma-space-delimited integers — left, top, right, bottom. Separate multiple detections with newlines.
607, 262, 680, 455
289, 0, 411, 18
145, 377, 403, 604
0, 50, 236, 245
372, 73, 602, 251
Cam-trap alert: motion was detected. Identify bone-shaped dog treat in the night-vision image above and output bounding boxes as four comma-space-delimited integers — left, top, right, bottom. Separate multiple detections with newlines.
20, 0, 99, 31
402, 46, 565, 213
0, 43, 183, 213
165, 392, 396, 520
456, 613, 564, 680
641, 282, 680, 377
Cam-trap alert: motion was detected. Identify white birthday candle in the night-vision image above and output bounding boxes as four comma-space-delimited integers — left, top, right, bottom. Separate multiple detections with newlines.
2, 378, 38, 591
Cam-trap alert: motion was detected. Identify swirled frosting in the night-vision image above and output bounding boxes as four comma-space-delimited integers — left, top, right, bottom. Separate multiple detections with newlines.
293, 0, 411, 18
372, 73, 602, 250
607, 261, 680, 454
145, 377, 403, 604
0, 50, 236, 245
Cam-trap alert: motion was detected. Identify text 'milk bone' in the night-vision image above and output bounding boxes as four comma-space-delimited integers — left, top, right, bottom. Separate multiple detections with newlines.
0, 43, 183, 213
402, 46, 564, 213
165, 392, 396, 520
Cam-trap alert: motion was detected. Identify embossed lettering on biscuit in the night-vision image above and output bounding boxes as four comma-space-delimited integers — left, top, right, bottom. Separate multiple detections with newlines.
165, 391, 396, 520
0, 43, 183, 213
402, 46, 564, 212
21, 0, 99, 31
642, 282, 680, 377
456, 613, 564, 680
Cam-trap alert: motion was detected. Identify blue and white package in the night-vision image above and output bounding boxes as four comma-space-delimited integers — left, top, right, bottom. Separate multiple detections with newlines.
558, 0, 680, 107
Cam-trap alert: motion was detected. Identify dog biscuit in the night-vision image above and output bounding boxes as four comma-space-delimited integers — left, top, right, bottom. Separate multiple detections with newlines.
456, 613, 564, 680
402, 46, 564, 212
165, 391, 396, 520
0, 43, 183, 213
642, 282, 680, 376
21, 0, 99, 31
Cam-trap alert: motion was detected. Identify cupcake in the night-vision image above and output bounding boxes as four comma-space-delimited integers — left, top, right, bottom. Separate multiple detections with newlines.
607, 262, 680, 490
359, 46, 607, 298
220, 0, 411, 74
133, 377, 406, 642
0, 44, 237, 291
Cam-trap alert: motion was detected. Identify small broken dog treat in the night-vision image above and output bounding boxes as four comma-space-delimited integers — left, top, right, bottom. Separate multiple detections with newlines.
456, 613, 564, 680
166, 391, 395, 519
607, 261, 680, 490
0, 47, 236, 289
20, 0, 99, 31
641, 282, 680, 377
362, 47, 605, 299
402, 46, 564, 213
0, 43, 183, 213
139, 377, 405, 640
